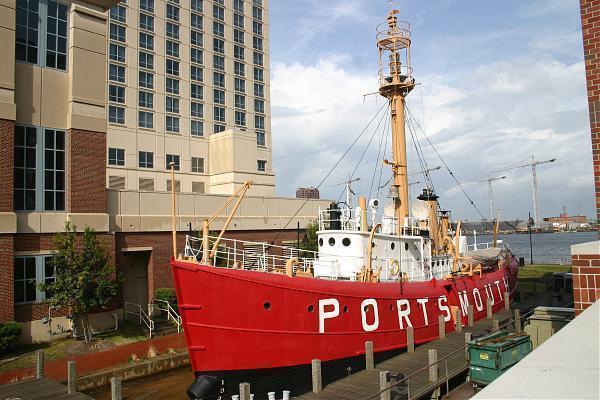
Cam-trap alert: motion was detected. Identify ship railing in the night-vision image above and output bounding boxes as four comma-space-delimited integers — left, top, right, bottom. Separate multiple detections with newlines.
124, 301, 154, 338
149, 298, 182, 333
466, 240, 503, 252
376, 20, 411, 43
317, 208, 424, 236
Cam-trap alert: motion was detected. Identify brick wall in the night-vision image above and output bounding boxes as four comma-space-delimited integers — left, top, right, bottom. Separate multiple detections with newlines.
67, 129, 107, 213
0, 119, 14, 212
572, 253, 600, 314
580, 0, 600, 222
0, 235, 14, 322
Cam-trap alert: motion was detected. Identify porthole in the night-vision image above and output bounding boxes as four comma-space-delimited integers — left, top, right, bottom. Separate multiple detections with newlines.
342, 238, 351, 247
308, 305, 314, 312
263, 302, 271, 310
319, 238, 323, 247
343, 305, 349, 313
391, 242, 396, 250
328, 237, 336, 246
404, 243, 409, 251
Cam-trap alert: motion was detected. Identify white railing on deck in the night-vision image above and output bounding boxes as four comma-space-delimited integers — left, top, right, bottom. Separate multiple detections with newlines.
317, 207, 425, 236
466, 240, 503, 252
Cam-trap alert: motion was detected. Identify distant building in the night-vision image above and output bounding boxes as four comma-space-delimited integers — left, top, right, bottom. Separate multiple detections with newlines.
544, 213, 588, 228
296, 187, 320, 199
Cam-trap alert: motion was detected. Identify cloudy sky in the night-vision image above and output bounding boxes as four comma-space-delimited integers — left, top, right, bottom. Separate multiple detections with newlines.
267, 0, 594, 222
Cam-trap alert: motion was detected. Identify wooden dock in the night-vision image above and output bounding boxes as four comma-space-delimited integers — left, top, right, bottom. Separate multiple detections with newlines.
299, 309, 513, 400
0, 377, 93, 400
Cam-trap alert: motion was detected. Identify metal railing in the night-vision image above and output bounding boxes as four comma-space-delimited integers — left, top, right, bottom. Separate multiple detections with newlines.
149, 298, 182, 333
124, 301, 154, 338
466, 240, 503, 252
317, 208, 424, 236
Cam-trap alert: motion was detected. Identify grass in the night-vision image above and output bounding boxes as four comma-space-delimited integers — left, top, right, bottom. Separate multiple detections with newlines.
518, 264, 572, 279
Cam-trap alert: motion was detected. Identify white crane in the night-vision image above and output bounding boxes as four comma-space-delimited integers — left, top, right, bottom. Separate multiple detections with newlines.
491, 156, 556, 229
462, 175, 507, 221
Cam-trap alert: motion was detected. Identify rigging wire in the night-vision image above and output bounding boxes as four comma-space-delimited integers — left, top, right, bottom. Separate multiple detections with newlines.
376, 110, 391, 199
405, 106, 488, 221
368, 104, 391, 202
405, 108, 433, 192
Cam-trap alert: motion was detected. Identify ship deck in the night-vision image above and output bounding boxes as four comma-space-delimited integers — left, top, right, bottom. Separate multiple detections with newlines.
298, 309, 512, 400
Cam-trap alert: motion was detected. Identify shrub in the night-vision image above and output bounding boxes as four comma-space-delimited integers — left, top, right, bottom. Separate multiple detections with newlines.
155, 288, 178, 312
0, 321, 22, 354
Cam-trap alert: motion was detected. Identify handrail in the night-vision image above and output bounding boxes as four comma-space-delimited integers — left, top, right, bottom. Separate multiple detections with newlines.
151, 298, 182, 333
363, 308, 536, 400
124, 301, 154, 338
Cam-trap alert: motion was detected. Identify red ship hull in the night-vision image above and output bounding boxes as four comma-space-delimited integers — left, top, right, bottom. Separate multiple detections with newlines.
171, 259, 518, 374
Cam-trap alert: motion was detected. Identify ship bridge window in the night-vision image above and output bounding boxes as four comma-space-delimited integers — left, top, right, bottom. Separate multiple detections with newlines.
328, 237, 335, 246
342, 238, 351, 247
318, 238, 323, 247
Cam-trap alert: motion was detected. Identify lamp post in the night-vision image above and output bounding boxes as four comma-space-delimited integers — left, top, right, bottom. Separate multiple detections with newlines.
528, 212, 534, 265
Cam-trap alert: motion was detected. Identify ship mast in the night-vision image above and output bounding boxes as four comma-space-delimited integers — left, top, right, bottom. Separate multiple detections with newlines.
377, 10, 415, 235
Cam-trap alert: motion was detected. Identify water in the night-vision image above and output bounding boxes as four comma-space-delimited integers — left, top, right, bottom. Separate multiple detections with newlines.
467, 231, 598, 264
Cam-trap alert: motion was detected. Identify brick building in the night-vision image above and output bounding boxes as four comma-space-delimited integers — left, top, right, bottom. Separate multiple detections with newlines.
296, 187, 320, 199
0, 0, 328, 342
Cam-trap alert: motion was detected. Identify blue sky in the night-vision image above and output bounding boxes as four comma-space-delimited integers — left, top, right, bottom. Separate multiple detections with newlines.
267, 0, 594, 221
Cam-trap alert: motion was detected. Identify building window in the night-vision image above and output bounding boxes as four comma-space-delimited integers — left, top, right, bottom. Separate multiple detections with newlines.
253, 36, 263, 51
14, 126, 66, 211
109, 64, 125, 83
191, 48, 203, 64
139, 51, 154, 70
166, 154, 180, 170
45, 0, 69, 70
166, 59, 179, 76
254, 99, 264, 114
139, 178, 154, 191
191, 157, 205, 173
191, 30, 203, 47
253, 52, 263, 66
140, 0, 154, 13
234, 78, 245, 93
109, 85, 125, 103
234, 45, 244, 60
234, 13, 244, 29
235, 111, 246, 126
166, 3, 180, 21
166, 22, 179, 39
108, 147, 125, 166
257, 131, 266, 147
166, 96, 180, 113
191, 83, 203, 99
213, 38, 225, 54
109, 44, 125, 63
191, 120, 203, 136
213, 55, 225, 71
140, 32, 154, 50
257, 160, 266, 172
213, 21, 224, 37
191, 13, 203, 30
253, 20, 262, 36
214, 89, 225, 105
254, 83, 264, 98
191, 0, 202, 12
166, 179, 180, 192
166, 116, 180, 133
139, 13, 154, 32
139, 91, 153, 109
166, 40, 179, 57
139, 71, 154, 89
192, 181, 205, 193
234, 0, 244, 13
110, 23, 126, 42
252, 5, 262, 21
109, 106, 125, 124
214, 106, 225, 122
214, 124, 225, 134
213, 72, 225, 88
234, 94, 245, 109
191, 66, 203, 82
213, 4, 224, 21
233, 28, 244, 44
254, 67, 264, 82
139, 151, 154, 168
234, 62, 245, 77
110, 5, 126, 23
139, 111, 153, 129
255, 115, 265, 130
14, 256, 55, 304
167, 78, 180, 94
191, 102, 203, 118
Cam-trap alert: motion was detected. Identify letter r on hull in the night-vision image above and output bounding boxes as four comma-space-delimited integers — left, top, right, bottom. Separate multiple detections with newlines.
319, 298, 340, 333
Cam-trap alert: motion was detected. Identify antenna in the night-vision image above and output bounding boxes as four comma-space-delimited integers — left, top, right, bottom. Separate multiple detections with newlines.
332, 177, 361, 208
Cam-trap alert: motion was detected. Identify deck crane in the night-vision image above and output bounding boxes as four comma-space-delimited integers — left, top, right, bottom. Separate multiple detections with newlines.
491, 156, 556, 229
462, 175, 507, 222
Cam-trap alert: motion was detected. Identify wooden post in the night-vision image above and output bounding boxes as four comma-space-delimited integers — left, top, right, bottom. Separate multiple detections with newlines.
380, 371, 391, 400
428, 349, 438, 382
504, 291, 510, 310
438, 315, 445, 339
111, 377, 122, 400
365, 341, 374, 370
456, 309, 462, 332
311, 359, 322, 394
67, 361, 76, 394
36, 350, 44, 378
486, 298, 492, 319
407, 326, 415, 353
514, 309, 522, 333
202, 220, 210, 265
468, 305, 474, 327
170, 162, 177, 259
464, 332, 472, 360
239, 382, 251, 400
492, 319, 500, 331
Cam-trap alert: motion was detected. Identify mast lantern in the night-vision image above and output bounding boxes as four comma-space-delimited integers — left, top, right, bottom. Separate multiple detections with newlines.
377, 10, 416, 235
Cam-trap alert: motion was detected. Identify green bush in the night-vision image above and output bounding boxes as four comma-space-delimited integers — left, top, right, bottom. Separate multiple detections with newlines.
0, 321, 22, 354
155, 288, 178, 312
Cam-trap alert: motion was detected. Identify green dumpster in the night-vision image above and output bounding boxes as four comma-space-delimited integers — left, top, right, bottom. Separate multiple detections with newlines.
468, 330, 532, 387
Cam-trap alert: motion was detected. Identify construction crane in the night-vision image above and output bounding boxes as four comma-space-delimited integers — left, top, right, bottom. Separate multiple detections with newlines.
462, 175, 507, 222
491, 156, 556, 229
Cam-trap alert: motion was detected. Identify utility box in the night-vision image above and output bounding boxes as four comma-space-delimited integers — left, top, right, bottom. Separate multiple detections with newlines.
524, 306, 574, 349
468, 330, 532, 387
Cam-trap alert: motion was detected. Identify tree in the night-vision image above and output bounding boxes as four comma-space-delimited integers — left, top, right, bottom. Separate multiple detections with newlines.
41, 222, 120, 343
300, 220, 319, 255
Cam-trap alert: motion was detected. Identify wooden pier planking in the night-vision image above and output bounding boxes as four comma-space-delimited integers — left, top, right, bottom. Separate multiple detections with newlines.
299, 309, 512, 400
0, 377, 93, 400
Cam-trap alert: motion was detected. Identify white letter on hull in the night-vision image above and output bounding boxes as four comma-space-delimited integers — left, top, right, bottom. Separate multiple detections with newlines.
396, 299, 413, 329
438, 296, 451, 322
416, 298, 429, 326
361, 299, 379, 332
458, 291, 469, 317
495, 280, 503, 299
503, 277, 509, 291
319, 298, 339, 333
473, 288, 483, 311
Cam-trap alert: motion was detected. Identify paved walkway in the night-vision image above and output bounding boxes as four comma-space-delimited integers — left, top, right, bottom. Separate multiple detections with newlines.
0, 377, 93, 399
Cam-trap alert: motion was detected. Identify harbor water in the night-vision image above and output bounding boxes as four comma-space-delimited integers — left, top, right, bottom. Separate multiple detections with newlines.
468, 231, 597, 264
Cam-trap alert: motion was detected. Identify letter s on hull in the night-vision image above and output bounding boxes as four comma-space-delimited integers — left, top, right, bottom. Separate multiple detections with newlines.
361, 299, 379, 332
319, 298, 340, 333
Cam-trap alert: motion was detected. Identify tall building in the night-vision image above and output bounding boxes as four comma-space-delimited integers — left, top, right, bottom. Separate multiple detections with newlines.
106, 0, 275, 196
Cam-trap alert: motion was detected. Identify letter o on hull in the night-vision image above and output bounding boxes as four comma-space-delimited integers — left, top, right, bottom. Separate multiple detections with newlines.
361, 299, 380, 332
